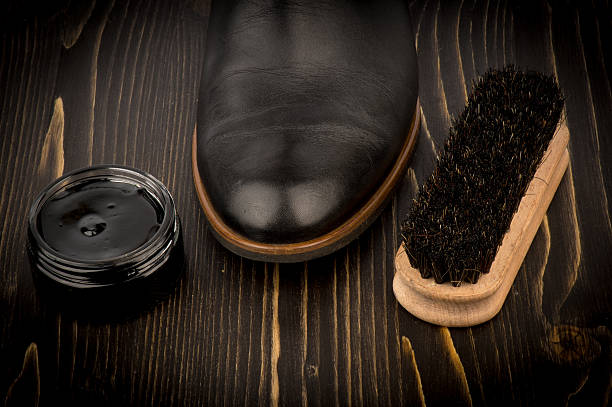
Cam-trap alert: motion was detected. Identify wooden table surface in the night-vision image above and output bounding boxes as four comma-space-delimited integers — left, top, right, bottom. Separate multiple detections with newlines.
2, 0, 611, 405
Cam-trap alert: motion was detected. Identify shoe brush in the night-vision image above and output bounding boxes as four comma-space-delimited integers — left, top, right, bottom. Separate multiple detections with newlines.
393, 66, 568, 327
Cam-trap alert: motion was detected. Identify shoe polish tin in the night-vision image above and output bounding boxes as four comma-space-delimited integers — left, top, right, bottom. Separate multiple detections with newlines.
27, 165, 184, 319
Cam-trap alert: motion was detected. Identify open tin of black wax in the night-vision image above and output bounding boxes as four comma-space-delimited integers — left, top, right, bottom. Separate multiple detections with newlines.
27, 165, 184, 320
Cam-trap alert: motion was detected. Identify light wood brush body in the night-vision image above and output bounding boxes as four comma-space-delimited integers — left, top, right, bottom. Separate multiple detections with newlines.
394, 124, 568, 327
394, 67, 567, 327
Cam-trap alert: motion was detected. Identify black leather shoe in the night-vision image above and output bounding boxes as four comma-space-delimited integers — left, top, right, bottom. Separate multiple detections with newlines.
193, 0, 420, 262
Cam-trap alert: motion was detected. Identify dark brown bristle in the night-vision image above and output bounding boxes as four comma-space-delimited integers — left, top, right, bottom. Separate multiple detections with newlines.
401, 65, 564, 286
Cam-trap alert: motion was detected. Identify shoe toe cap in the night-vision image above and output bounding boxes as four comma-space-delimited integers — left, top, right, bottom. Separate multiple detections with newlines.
225, 177, 345, 243
200, 124, 389, 244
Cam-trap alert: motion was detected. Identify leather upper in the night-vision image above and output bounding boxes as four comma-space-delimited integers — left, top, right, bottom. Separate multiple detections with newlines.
197, 0, 418, 244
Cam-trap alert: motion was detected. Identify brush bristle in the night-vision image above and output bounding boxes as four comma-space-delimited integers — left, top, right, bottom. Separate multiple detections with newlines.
402, 65, 564, 286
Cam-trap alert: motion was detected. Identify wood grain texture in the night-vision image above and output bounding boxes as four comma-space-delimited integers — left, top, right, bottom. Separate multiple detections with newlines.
37, 97, 64, 180
1, 0, 611, 405
4, 342, 40, 407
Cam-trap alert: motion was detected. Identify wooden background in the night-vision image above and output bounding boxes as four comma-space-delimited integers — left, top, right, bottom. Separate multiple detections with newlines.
1, 0, 611, 405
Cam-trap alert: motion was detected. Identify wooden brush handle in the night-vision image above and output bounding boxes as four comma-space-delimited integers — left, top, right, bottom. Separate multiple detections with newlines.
393, 123, 570, 327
